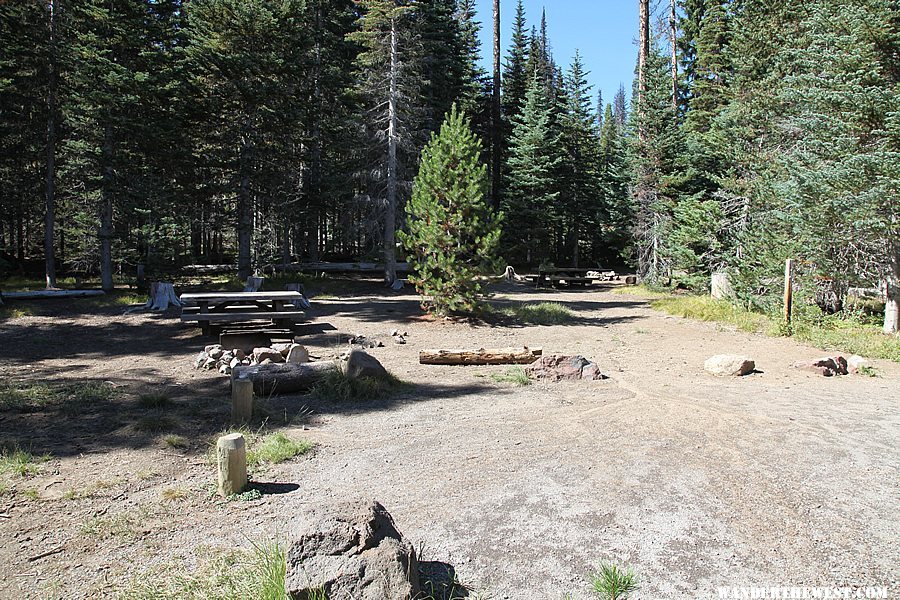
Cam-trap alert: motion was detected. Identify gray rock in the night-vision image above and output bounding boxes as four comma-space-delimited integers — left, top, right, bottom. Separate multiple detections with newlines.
194, 351, 208, 369
233, 348, 246, 360
272, 342, 293, 357
253, 347, 284, 364
218, 364, 232, 375
794, 356, 848, 377
847, 355, 871, 374
525, 355, 607, 381
286, 344, 310, 364
202, 357, 217, 370
229, 357, 241, 369
209, 348, 224, 360
204, 344, 222, 354
704, 354, 755, 376
394, 336, 406, 345
341, 350, 389, 380
285, 500, 420, 600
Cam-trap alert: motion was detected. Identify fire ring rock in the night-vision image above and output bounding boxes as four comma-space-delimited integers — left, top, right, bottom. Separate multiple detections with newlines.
525, 355, 607, 381
285, 499, 420, 600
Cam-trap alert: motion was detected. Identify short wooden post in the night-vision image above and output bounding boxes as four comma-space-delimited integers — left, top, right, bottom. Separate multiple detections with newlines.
783, 259, 794, 325
232, 378, 254, 425
216, 433, 247, 497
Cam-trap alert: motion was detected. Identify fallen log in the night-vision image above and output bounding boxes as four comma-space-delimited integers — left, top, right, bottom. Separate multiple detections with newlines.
1, 289, 105, 299
233, 361, 337, 395
419, 347, 542, 366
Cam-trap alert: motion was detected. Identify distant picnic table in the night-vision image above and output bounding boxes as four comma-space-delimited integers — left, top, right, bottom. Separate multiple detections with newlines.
180, 291, 305, 336
526, 267, 615, 288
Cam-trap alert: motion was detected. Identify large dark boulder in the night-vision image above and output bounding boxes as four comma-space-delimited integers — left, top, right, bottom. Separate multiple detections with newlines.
525, 355, 607, 381
285, 499, 420, 600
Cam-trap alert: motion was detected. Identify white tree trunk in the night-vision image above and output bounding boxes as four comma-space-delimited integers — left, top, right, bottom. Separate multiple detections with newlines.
885, 250, 899, 334
145, 282, 183, 311
384, 17, 399, 285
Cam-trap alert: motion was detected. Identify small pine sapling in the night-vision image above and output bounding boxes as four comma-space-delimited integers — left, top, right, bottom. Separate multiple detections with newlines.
400, 105, 502, 315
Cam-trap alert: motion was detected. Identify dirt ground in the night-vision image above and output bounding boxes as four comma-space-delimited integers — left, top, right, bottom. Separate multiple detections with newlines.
0, 280, 897, 599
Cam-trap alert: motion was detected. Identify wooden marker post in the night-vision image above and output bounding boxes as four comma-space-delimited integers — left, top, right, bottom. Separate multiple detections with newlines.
783, 259, 794, 325
216, 433, 247, 497
232, 378, 254, 425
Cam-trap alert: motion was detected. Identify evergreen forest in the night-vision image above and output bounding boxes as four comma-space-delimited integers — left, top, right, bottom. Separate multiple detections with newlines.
0, 0, 897, 323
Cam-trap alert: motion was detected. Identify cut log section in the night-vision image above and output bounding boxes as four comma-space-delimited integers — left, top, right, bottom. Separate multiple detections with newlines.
233, 361, 337, 395
419, 347, 542, 365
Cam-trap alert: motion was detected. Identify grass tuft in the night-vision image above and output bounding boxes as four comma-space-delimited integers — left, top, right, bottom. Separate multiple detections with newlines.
0, 447, 51, 477
161, 487, 188, 501
650, 295, 770, 334
138, 391, 171, 409
134, 412, 176, 434
163, 434, 188, 449
490, 367, 531, 386
589, 562, 639, 600
308, 368, 407, 402
0, 380, 117, 412
116, 541, 291, 599
495, 301, 575, 325
249, 432, 314, 467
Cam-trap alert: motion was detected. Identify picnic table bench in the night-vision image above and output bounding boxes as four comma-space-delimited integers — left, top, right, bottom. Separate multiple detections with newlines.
180, 291, 305, 336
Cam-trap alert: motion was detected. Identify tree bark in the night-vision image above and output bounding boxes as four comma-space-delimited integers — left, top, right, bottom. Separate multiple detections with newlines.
670, 0, 678, 113
419, 347, 543, 365
99, 124, 115, 292
44, 0, 58, 289
491, 0, 501, 211
237, 121, 253, 281
885, 245, 899, 334
384, 17, 399, 284
638, 0, 650, 133
233, 361, 337, 395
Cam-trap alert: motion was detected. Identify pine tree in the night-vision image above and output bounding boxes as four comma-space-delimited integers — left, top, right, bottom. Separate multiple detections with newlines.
350, 0, 426, 283
597, 103, 632, 265
503, 74, 561, 265
557, 51, 602, 267
400, 105, 500, 315
186, 0, 309, 280
501, 0, 530, 120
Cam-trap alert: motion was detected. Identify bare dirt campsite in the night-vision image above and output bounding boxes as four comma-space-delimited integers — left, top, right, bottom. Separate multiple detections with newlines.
0, 279, 897, 599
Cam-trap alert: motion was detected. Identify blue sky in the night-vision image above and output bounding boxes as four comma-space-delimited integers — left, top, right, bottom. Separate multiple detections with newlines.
473, 0, 638, 108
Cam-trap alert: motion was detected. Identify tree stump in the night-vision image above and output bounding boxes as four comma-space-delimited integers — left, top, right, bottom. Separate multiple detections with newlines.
216, 433, 247, 497
145, 282, 182, 311
244, 276, 264, 292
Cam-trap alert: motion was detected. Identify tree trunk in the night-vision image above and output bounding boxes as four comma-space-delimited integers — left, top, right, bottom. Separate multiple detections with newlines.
885, 246, 899, 334
44, 0, 58, 289
384, 17, 399, 284
99, 124, 115, 292
670, 0, 678, 113
237, 123, 253, 281
638, 0, 650, 133
491, 0, 501, 212
419, 347, 543, 365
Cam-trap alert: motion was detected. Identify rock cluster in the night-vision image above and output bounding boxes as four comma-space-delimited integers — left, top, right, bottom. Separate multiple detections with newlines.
286, 499, 420, 600
793, 355, 872, 377
194, 342, 309, 375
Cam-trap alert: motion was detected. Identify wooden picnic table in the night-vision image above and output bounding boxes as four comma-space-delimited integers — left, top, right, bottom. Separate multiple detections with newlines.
180, 291, 305, 336
530, 267, 613, 288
